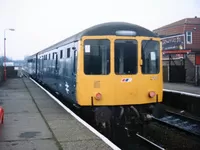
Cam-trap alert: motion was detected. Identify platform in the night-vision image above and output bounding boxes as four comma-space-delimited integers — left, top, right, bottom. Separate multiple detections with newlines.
164, 82, 200, 97
0, 78, 116, 150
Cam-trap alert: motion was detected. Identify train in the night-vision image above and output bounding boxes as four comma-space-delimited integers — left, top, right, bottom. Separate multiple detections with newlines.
24, 22, 164, 134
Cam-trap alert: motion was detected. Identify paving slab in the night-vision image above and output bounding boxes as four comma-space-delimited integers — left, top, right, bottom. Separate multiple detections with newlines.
24, 78, 114, 150
0, 113, 52, 142
46, 119, 99, 142
0, 78, 59, 150
0, 77, 115, 150
0, 139, 59, 150
60, 139, 112, 150
0, 91, 32, 100
0, 79, 26, 90
164, 82, 200, 95
1, 99, 38, 114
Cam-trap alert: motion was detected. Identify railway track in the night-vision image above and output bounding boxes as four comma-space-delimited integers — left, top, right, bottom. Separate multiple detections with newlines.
153, 110, 200, 137
136, 133, 165, 150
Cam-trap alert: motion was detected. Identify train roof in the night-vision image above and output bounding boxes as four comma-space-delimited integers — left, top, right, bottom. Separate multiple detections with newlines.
79, 22, 157, 37
34, 22, 158, 55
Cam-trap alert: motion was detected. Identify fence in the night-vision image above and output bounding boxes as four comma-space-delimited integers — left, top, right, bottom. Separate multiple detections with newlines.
0, 66, 19, 84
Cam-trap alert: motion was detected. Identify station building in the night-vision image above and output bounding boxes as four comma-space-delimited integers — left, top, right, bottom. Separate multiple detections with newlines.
153, 16, 200, 85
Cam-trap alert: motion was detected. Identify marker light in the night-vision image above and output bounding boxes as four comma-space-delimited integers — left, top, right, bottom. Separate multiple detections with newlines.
95, 92, 102, 100
149, 91, 156, 98
115, 30, 137, 36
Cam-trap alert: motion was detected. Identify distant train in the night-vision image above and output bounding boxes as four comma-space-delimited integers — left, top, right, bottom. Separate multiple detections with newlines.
24, 22, 163, 133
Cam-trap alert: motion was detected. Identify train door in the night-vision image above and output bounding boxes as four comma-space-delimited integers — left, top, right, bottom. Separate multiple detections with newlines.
62, 45, 77, 102
41, 56, 44, 80
71, 47, 77, 100
55, 52, 58, 75
67, 47, 76, 100
63, 48, 71, 99
113, 39, 139, 105
80, 38, 112, 105
140, 39, 162, 103
38, 56, 42, 80
54, 52, 59, 89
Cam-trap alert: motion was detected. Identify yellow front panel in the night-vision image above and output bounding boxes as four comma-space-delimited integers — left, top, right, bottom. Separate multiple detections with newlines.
76, 36, 163, 106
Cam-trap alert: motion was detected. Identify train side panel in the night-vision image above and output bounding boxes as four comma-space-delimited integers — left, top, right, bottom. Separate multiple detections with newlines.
24, 55, 37, 77
35, 42, 78, 104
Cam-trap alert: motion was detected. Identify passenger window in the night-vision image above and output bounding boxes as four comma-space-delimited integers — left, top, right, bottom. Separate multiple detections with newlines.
60, 50, 63, 59
84, 39, 110, 75
67, 48, 70, 58
114, 39, 137, 75
55, 53, 58, 70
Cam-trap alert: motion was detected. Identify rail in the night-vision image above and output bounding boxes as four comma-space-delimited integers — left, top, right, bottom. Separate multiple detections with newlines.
153, 110, 200, 137
136, 133, 165, 150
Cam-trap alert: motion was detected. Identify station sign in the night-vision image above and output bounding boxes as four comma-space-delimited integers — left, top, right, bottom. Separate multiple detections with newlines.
161, 34, 186, 58
161, 34, 185, 50
2, 62, 14, 66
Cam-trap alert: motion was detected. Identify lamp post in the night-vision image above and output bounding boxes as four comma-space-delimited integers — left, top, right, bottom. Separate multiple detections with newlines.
4, 28, 15, 81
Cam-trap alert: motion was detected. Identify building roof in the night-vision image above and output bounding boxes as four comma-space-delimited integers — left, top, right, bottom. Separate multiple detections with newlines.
153, 17, 200, 32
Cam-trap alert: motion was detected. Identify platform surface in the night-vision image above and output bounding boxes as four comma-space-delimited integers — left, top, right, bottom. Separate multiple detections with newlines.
164, 82, 200, 95
0, 78, 113, 150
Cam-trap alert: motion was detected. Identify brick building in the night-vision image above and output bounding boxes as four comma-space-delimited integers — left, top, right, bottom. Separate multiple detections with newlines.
153, 16, 200, 53
153, 17, 200, 85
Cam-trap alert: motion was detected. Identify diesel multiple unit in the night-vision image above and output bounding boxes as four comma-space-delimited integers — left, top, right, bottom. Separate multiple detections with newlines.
24, 22, 163, 132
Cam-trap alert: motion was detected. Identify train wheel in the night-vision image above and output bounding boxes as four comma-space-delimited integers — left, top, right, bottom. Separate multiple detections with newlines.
96, 122, 111, 137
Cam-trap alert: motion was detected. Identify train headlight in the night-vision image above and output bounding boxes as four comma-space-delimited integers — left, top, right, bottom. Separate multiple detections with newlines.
95, 92, 102, 100
115, 30, 137, 36
148, 91, 156, 98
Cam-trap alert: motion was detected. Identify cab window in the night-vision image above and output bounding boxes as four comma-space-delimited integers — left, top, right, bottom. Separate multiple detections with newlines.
142, 40, 160, 74
84, 39, 110, 75
115, 39, 138, 75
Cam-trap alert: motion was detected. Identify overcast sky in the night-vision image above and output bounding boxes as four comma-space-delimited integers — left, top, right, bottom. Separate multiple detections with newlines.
0, 0, 199, 60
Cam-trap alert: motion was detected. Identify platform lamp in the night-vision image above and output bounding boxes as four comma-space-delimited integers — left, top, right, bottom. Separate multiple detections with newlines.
4, 28, 15, 81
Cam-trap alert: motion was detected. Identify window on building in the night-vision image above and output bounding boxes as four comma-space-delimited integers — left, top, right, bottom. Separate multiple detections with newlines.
49, 54, 51, 60
186, 31, 192, 44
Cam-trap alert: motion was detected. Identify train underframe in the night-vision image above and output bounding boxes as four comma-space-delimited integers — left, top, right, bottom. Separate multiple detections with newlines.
81, 103, 165, 137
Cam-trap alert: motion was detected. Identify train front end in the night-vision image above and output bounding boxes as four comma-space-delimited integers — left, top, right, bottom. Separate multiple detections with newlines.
76, 30, 163, 129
